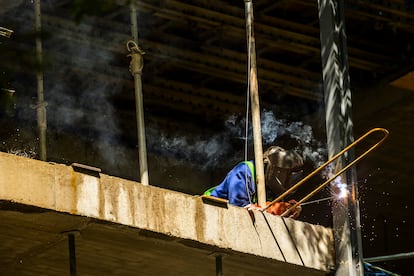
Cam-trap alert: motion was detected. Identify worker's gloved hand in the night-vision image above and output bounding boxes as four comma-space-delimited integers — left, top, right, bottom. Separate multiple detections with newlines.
285, 200, 302, 219
244, 200, 302, 219
264, 200, 302, 219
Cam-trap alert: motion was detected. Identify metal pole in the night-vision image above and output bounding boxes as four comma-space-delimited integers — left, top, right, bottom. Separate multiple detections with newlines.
244, 0, 266, 207
34, 0, 47, 161
318, 0, 363, 275
129, 1, 149, 185
215, 255, 222, 276
68, 233, 77, 276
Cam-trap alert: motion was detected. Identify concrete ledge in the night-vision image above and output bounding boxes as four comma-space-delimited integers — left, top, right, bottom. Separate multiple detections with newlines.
0, 152, 335, 274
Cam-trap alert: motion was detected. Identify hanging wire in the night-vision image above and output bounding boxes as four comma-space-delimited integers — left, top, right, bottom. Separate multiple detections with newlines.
244, 10, 253, 205
244, 24, 251, 163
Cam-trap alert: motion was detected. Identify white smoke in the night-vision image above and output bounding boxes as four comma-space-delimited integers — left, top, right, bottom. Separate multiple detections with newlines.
43, 18, 126, 168
225, 109, 327, 166
149, 109, 327, 170
148, 127, 232, 169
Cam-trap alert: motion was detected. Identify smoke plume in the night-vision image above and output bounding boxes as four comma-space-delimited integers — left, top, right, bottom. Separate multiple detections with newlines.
148, 109, 327, 170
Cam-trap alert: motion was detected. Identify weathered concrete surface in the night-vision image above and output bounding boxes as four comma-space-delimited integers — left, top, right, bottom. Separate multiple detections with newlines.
0, 152, 335, 275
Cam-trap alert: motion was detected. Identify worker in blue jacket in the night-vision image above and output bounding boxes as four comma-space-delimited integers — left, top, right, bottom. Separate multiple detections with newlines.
205, 146, 304, 217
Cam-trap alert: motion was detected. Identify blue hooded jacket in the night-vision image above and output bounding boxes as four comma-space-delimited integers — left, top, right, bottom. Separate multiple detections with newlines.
205, 161, 256, 207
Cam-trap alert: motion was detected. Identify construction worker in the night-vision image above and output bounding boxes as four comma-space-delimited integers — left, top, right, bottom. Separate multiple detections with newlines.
204, 146, 304, 218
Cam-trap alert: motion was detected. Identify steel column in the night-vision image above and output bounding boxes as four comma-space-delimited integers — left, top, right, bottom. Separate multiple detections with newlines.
318, 0, 363, 275
216, 255, 222, 276
68, 233, 77, 276
34, 0, 47, 161
129, 1, 149, 185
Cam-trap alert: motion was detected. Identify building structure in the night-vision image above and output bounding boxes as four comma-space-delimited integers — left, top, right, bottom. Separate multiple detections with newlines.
1, 0, 413, 274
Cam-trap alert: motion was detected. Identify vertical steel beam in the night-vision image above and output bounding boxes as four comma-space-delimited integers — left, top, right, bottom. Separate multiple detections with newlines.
68, 233, 77, 276
317, 0, 363, 275
244, 0, 266, 207
34, 0, 47, 161
215, 255, 223, 276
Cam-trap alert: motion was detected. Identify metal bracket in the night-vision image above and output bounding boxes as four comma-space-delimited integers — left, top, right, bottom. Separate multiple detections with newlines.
127, 40, 145, 76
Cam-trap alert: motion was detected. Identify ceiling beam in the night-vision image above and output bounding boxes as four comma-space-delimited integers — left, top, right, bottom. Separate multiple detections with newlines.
137, 0, 390, 72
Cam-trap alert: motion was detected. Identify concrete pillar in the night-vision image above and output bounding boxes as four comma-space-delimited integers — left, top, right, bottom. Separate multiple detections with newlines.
317, 0, 364, 275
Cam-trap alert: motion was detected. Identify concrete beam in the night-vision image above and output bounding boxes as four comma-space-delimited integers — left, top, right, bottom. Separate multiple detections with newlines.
0, 152, 335, 274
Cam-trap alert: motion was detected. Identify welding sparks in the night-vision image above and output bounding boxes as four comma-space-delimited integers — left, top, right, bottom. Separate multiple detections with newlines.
321, 164, 349, 201
332, 176, 348, 200
337, 182, 348, 199
300, 178, 348, 207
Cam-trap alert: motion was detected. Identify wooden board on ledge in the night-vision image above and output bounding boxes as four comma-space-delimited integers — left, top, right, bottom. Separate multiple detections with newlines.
201, 195, 228, 208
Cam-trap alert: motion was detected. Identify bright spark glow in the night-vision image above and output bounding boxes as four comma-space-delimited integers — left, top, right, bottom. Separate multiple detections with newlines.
323, 164, 349, 200
337, 182, 348, 199
331, 174, 348, 200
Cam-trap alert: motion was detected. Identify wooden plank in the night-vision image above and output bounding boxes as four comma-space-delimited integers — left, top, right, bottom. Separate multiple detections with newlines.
200, 195, 228, 208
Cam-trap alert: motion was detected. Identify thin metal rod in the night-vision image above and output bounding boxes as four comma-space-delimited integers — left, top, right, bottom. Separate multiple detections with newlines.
34, 0, 47, 161
364, 252, 414, 263
129, 1, 149, 185
244, 0, 266, 207
262, 128, 389, 212
299, 196, 335, 206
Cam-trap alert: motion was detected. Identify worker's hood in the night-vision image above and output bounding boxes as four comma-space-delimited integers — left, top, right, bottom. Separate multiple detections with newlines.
263, 146, 303, 195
